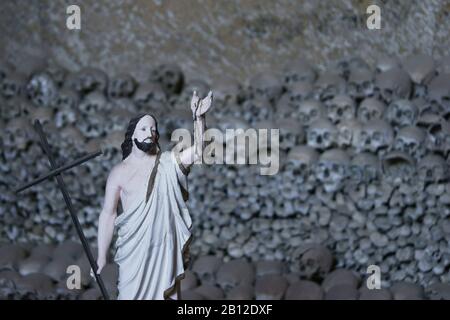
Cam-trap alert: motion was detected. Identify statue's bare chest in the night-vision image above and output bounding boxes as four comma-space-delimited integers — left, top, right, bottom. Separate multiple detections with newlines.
119, 160, 156, 207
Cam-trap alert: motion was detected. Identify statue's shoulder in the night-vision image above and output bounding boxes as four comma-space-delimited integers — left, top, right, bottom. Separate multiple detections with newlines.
107, 161, 126, 184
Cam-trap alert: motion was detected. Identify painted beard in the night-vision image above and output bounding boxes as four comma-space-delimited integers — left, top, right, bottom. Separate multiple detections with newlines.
134, 138, 158, 154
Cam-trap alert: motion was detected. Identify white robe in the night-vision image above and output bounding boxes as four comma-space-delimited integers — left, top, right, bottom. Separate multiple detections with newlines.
113, 150, 192, 300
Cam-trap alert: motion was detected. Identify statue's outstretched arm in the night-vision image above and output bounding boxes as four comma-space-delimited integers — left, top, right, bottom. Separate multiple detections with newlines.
178, 90, 213, 169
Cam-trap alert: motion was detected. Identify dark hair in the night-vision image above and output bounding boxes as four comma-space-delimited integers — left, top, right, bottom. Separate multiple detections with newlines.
121, 113, 160, 160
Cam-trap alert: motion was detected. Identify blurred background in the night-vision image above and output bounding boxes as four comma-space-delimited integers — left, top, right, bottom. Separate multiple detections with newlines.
1, 0, 450, 300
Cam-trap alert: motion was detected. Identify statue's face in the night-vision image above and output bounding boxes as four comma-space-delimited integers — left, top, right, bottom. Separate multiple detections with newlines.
132, 115, 158, 153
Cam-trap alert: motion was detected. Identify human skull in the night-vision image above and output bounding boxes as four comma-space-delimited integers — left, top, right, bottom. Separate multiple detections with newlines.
216, 259, 255, 293
277, 118, 304, 150
67, 67, 108, 94
315, 148, 350, 192
241, 97, 273, 124
282, 59, 316, 85
149, 63, 184, 95
306, 118, 338, 150
1, 72, 26, 99
298, 245, 333, 280
26, 72, 58, 107
349, 152, 380, 184
192, 256, 222, 285
393, 126, 427, 159
4, 96, 36, 120
288, 81, 314, 106
107, 73, 136, 99
274, 94, 295, 121
54, 88, 80, 112
248, 72, 284, 105
417, 153, 448, 183
357, 98, 385, 122
133, 82, 167, 110
336, 119, 362, 148
285, 145, 319, 177
382, 151, 416, 181
298, 100, 325, 127
427, 74, 450, 113
78, 113, 105, 138
427, 120, 450, 155
375, 55, 401, 73
4, 118, 33, 150
386, 99, 418, 128
331, 57, 370, 80
347, 69, 375, 99
374, 68, 411, 104
355, 119, 394, 154
416, 111, 442, 132
326, 94, 356, 124
313, 71, 346, 101
55, 101, 80, 128
414, 97, 443, 127
79, 91, 108, 115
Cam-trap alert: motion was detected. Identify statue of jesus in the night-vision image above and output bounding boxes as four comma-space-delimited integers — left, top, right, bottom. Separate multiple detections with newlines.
95, 90, 213, 300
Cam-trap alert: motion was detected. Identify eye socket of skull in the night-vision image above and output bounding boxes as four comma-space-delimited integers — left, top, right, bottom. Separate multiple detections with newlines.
383, 88, 393, 98
358, 108, 369, 121
403, 110, 412, 119
372, 132, 382, 141
371, 109, 380, 119
362, 81, 372, 90
308, 131, 317, 141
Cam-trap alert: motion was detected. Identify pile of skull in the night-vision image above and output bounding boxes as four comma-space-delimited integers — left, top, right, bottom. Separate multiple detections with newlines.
1, 54, 450, 294
1, 241, 449, 299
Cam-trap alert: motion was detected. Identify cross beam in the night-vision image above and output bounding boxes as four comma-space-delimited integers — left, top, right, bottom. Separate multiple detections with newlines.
15, 120, 110, 300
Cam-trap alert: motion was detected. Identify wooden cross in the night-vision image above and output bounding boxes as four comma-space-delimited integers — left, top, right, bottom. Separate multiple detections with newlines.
14, 119, 110, 300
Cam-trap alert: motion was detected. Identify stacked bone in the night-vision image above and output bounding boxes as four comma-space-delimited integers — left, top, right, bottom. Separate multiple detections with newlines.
1, 54, 450, 291
2, 242, 450, 300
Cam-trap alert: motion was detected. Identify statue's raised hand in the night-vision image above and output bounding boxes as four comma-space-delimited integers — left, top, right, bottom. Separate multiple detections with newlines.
191, 90, 213, 119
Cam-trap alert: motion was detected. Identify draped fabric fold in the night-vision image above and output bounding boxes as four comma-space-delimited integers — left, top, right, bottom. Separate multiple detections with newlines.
113, 150, 192, 300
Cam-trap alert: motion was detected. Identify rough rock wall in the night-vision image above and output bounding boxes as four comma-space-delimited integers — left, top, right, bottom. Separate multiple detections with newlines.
1, 0, 450, 84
